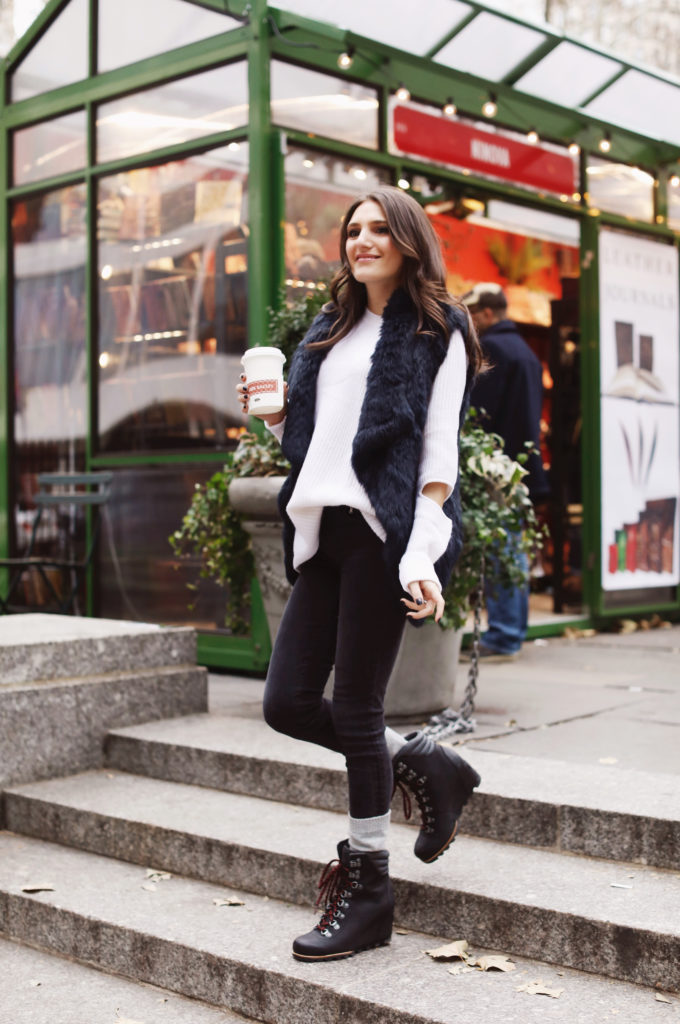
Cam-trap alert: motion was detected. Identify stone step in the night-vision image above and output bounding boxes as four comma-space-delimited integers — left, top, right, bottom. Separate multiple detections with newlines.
105, 712, 680, 870
0, 832, 675, 1024
0, 936, 255, 1024
0, 613, 196, 685
0, 665, 207, 791
4, 771, 679, 992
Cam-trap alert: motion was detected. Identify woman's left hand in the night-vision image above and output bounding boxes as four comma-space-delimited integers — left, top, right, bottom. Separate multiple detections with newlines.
401, 580, 445, 622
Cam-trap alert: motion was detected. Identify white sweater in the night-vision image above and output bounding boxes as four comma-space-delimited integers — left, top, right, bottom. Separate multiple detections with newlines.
269, 308, 467, 592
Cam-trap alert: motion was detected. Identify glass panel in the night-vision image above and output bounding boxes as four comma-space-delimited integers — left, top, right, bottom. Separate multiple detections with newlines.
271, 61, 378, 149
587, 157, 654, 222
96, 62, 248, 164
97, 465, 245, 630
585, 71, 680, 147
669, 179, 680, 232
433, 12, 546, 80
273, 0, 472, 55
13, 109, 87, 186
515, 42, 623, 108
97, 143, 249, 454
98, 0, 241, 73
11, 0, 88, 102
11, 184, 88, 608
284, 147, 390, 294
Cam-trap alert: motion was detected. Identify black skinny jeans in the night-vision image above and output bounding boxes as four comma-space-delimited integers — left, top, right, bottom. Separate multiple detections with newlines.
263, 506, 406, 819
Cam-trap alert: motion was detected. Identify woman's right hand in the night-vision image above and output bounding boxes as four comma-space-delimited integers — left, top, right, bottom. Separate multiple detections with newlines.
236, 374, 288, 426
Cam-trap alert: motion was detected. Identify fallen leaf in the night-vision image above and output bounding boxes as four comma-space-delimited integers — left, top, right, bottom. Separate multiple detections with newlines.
425, 939, 469, 961
29, 980, 41, 987
517, 981, 563, 998
655, 993, 673, 1004
21, 884, 55, 893
141, 884, 158, 893
448, 963, 476, 976
213, 897, 245, 907
145, 870, 171, 882
610, 883, 632, 889
395, 928, 410, 935
475, 955, 516, 972
618, 619, 637, 634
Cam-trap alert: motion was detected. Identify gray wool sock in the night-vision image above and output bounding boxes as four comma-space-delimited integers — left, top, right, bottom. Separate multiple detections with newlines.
384, 726, 408, 759
348, 810, 391, 853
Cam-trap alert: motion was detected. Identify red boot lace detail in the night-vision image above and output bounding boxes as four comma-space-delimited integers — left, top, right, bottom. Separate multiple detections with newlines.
314, 858, 350, 932
394, 771, 435, 835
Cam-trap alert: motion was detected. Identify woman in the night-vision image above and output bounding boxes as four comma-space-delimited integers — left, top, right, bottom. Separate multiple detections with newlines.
237, 186, 482, 962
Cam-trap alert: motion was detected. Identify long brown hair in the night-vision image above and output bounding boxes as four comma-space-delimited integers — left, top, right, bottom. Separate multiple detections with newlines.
308, 186, 482, 373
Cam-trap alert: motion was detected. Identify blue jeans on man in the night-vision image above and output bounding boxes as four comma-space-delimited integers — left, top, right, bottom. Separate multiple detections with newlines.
482, 536, 529, 656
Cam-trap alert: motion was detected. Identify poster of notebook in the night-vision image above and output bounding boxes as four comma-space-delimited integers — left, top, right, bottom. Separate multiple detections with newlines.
599, 228, 679, 591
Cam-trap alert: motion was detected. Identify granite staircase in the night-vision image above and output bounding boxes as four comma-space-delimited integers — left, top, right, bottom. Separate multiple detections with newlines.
1, 620, 679, 1023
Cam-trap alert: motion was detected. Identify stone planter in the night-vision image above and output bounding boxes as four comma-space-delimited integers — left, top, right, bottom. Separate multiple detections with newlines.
228, 475, 462, 717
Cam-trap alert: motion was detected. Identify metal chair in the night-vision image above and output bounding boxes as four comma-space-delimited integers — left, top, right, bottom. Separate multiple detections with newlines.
0, 472, 113, 615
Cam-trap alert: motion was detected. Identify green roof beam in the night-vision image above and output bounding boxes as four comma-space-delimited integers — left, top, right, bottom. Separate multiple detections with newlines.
578, 66, 630, 108
501, 35, 563, 86
424, 9, 481, 60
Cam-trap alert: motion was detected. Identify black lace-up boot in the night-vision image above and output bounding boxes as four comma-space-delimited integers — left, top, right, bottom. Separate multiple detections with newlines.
393, 731, 481, 863
292, 840, 393, 961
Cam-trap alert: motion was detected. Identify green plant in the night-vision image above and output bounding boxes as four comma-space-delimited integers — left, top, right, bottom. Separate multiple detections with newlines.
441, 410, 545, 630
266, 287, 328, 370
169, 431, 289, 635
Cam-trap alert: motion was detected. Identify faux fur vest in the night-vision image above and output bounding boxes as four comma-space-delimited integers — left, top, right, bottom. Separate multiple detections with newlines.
278, 288, 474, 597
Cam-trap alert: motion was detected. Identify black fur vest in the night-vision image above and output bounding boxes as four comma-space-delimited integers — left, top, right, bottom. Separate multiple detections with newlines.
278, 288, 474, 598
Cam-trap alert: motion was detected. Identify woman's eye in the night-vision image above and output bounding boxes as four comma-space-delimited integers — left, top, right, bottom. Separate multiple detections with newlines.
347, 228, 359, 238
375, 225, 390, 234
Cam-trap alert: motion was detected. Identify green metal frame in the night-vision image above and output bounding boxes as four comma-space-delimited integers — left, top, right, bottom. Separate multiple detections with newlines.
1, 0, 678, 669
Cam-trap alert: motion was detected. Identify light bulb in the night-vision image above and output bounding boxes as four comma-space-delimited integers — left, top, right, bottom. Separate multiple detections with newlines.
397, 178, 410, 190
395, 83, 411, 102
527, 129, 539, 144
482, 93, 497, 118
443, 98, 457, 117
599, 133, 611, 153
670, 174, 680, 188
568, 141, 580, 156
337, 49, 354, 70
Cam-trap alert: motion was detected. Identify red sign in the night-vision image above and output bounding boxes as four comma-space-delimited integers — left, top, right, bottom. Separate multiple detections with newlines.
393, 105, 576, 196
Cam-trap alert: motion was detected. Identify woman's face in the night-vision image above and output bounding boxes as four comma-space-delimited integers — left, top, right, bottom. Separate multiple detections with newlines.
345, 200, 404, 293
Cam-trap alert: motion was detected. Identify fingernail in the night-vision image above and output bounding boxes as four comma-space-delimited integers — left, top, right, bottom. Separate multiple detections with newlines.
241, 385, 248, 392
416, 598, 424, 606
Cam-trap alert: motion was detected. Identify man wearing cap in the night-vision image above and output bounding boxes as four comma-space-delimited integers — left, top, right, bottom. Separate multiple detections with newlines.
461, 283, 549, 659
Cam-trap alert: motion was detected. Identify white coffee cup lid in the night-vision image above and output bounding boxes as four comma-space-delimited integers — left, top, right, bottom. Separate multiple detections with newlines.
241, 346, 286, 367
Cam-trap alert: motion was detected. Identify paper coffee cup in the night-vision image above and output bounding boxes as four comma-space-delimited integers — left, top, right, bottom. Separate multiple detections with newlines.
241, 346, 286, 415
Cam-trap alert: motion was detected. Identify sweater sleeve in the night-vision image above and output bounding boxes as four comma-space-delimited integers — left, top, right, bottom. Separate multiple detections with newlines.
398, 330, 467, 592
266, 418, 286, 443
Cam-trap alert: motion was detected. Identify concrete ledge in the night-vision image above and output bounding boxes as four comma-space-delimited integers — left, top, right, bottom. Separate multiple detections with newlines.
0, 937, 252, 1024
0, 614, 196, 685
0, 667, 207, 791
106, 717, 680, 870
0, 833, 676, 1022
5, 772, 678, 991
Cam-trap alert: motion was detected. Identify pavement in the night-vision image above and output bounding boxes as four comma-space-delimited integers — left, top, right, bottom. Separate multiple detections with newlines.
210, 622, 680, 777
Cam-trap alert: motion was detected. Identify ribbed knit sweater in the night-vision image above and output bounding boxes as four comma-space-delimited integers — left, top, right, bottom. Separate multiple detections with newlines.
270, 308, 467, 592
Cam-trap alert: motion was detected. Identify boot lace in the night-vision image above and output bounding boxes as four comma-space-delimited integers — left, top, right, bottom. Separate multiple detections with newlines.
314, 857, 356, 933
394, 765, 435, 835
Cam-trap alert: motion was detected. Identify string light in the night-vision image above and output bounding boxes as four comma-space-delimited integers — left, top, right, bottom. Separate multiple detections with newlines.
397, 177, 410, 190
395, 83, 411, 102
337, 48, 354, 70
443, 98, 457, 117
527, 128, 539, 144
482, 93, 497, 118
599, 132, 611, 153
568, 141, 580, 156
670, 174, 680, 187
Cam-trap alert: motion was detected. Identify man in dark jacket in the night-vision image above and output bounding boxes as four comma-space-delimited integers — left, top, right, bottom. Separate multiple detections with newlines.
462, 282, 549, 658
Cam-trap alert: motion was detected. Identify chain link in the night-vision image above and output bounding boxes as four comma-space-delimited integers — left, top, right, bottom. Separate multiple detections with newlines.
422, 560, 484, 740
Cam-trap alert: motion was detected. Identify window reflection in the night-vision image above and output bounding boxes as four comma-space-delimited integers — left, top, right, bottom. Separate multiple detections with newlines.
98, 0, 241, 73
96, 63, 249, 165
586, 158, 654, 222
11, 0, 88, 102
97, 464, 244, 630
272, 61, 379, 149
11, 184, 88, 605
97, 143, 249, 453
284, 148, 389, 296
13, 110, 87, 186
